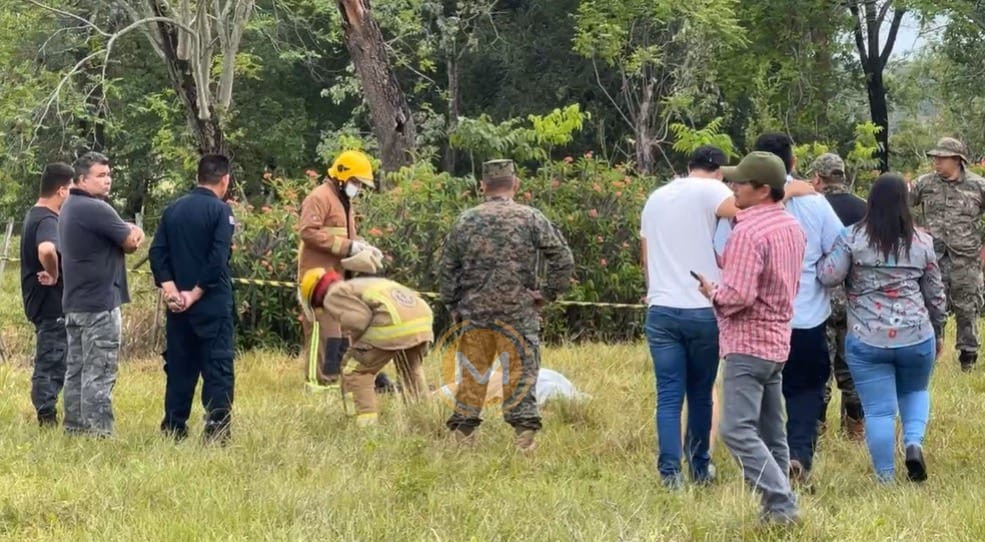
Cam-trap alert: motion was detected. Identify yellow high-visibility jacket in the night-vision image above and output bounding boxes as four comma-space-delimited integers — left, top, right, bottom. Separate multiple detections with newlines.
322, 278, 434, 350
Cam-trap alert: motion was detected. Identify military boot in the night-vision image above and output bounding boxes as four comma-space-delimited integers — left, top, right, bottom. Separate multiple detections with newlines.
843, 416, 865, 442
960, 351, 977, 372
514, 429, 537, 452
451, 427, 477, 447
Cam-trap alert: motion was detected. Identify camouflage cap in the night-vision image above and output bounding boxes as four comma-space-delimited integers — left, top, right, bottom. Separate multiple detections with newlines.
810, 153, 846, 182
927, 137, 969, 163
482, 159, 516, 182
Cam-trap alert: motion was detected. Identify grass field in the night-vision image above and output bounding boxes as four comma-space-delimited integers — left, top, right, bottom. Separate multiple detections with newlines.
2, 271, 985, 540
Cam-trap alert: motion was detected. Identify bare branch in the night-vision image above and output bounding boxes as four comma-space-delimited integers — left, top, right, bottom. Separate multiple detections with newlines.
592, 58, 635, 130
876, 0, 893, 28
25, 0, 112, 37
31, 10, 199, 148
880, 8, 907, 67
848, 1, 869, 66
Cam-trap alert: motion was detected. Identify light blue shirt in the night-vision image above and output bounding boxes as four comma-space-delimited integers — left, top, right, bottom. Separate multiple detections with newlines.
714, 178, 843, 329
783, 181, 843, 329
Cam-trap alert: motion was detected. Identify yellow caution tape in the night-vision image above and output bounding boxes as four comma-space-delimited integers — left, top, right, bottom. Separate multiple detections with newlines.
0, 256, 646, 309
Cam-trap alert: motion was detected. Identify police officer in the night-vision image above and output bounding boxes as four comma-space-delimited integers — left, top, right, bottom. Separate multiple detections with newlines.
439, 159, 574, 451
150, 154, 236, 442
911, 137, 985, 371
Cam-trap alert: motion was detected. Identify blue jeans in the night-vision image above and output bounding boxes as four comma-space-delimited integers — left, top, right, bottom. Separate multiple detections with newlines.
845, 334, 935, 479
645, 306, 720, 481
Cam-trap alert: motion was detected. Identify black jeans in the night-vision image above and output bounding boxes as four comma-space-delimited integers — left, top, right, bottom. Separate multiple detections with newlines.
32, 317, 67, 420
782, 324, 831, 471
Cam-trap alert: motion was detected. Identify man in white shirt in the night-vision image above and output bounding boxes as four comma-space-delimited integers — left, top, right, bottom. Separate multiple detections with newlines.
640, 146, 736, 488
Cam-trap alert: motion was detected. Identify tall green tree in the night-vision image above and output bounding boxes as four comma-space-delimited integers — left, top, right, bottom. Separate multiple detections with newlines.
573, 0, 744, 173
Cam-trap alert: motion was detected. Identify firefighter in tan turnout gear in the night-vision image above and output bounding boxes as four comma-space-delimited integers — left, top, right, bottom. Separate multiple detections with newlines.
299, 250, 434, 426
297, 150, 383, 387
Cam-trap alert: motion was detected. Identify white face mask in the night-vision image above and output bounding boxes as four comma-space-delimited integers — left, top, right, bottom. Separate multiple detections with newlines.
344, 181, 361, 198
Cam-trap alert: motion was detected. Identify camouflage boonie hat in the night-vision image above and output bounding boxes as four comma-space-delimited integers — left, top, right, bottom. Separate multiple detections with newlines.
927, 137, 969, 163
482, 159, 516, 182
810, 153, 846, 182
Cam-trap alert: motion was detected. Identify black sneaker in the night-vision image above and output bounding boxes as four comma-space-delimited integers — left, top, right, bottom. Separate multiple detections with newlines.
905, 444, 927, 482
960, 351, 977, 372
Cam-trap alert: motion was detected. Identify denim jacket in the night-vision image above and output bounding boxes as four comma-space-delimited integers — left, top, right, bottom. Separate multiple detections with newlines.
817, 227, 946, 348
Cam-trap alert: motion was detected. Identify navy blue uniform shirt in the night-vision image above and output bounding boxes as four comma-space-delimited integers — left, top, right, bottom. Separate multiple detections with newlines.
150, 187, 235, 317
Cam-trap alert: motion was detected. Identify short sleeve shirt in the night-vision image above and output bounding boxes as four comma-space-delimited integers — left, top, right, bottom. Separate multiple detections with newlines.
59, 189, 132, 313
20, 206, 63, 323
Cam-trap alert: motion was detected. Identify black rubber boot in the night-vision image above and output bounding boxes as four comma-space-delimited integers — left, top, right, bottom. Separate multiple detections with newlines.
960, 351, 977, 372
323, 338, 349, 379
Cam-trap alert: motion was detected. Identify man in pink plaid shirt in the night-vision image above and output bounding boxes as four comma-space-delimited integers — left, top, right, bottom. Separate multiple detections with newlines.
696, 151, 806, 525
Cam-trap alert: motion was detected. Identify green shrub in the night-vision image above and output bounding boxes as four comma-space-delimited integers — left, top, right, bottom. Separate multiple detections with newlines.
227, 157, 661, 351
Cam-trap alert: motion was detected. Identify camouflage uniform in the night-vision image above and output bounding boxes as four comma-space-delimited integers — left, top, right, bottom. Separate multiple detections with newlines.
815, 153, 865, 432
911, 138, 985, 367
64, 308, 122, 436
820, 252, 863, 427
440, 159, 574, 438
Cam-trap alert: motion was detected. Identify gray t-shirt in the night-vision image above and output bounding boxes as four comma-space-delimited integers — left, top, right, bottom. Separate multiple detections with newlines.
59, 188, 132, 313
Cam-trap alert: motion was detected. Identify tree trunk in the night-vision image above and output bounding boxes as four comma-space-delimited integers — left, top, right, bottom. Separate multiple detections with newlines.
635, 124, 655, 174
338, 0, 417, 174
148, 1, 226, 156
124, 176, 149, 218
634, 84, 656, 174
865, 63, 890, 172
443, 53, 460, 173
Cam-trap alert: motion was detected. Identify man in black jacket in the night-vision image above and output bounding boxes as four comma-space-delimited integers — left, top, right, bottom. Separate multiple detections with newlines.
150, 155, 236, 443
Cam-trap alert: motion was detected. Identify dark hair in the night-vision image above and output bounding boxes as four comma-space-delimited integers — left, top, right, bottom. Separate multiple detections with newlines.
857, 173, 914, 261
198, 154, 231, 185
688, 145, 727, 172
482, 176, 514, 192
754, 133, 794, 174
749, 182, 785, 202
39, 162, 74, 197
73, 151, 110, 182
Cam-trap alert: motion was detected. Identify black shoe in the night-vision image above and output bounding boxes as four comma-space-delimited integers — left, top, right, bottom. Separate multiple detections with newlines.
203, 416, 231, 446
905, 444, 927, 482
160, 420, 189, 441
960, 351, 977, 372
38, 412, 58, 428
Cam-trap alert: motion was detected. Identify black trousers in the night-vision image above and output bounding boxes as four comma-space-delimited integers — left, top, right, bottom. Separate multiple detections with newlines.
32, 317, 67, 420
161, 313, 235, 435
782, 324, 831, 471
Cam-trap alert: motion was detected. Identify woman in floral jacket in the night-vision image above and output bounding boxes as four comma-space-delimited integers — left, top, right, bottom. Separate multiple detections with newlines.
818, 173, 947, 484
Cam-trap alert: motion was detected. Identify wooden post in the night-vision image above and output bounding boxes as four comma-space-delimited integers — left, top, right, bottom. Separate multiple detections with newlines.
0, 219, 14, 286
0, 219, 13, 362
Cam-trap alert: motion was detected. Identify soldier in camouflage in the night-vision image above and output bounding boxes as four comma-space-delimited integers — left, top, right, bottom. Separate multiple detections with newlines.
810, 153, 866, 440
911, 137, 985, 371
439, 159, 575, 451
